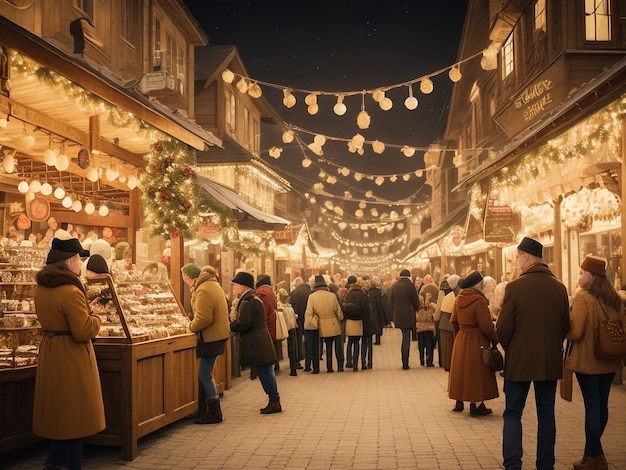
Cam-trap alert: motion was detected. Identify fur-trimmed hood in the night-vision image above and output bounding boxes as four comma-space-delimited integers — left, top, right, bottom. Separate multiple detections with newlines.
36, 266, 85, 293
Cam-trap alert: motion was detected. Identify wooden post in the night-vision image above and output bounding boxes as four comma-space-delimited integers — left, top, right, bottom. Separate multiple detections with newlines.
553, 195, 563, 281
170, 232, 184, 304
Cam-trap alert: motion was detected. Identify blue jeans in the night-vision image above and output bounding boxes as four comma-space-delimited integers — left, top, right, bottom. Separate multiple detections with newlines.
304, 330, 320, 372
324, 335, 344, 371
576, 372, 615, 457
198, 355, 218, 399
502, 380, 557, 470
255, 363, 280, 402
46, 438, 83, 470
401, 328, 411, 367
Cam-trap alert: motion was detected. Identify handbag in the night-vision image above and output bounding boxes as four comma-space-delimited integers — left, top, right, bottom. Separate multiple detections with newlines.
594, 303, 626, 360
196, 337, 227, 358
275, 310, 289, 341
481, 345, 504, 371
304, 312, 319, 330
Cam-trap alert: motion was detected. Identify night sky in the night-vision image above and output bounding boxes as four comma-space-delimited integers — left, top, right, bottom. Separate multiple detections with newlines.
183, 0, 469, 214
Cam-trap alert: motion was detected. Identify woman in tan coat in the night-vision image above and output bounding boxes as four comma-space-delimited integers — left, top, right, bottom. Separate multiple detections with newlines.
33, 230, 105, 470
189, 265, 230, 424
448, 270, 499, 416
565, 255, 625, 470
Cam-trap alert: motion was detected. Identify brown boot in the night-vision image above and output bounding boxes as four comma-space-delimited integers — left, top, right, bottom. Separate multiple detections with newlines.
195, 398, 222, 424
260, 400, 282, 414
574, 454, 608, 470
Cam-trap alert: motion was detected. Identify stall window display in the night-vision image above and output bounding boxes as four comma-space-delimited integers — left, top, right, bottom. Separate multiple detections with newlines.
0, 244, 47, 369
86, 267, 189, 343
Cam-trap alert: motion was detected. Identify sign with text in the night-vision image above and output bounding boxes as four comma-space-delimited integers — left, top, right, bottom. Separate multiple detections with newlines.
273, 224, 302, 245
484, 197, 515, 243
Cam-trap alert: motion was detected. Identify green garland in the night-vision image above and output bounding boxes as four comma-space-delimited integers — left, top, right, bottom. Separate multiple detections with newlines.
140, 139, 200, 239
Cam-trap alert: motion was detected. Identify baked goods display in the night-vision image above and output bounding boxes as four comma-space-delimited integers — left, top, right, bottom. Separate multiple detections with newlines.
85, 276, 190, 342
0, 314, 42, 369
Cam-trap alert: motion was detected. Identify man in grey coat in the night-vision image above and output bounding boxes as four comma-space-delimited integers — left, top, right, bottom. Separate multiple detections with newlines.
389, 269, 421, 370
497, 237, 570, 470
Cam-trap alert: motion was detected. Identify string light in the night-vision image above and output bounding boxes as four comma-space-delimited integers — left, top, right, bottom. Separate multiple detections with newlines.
404, 84, 418, 110
333, 95, 347, 116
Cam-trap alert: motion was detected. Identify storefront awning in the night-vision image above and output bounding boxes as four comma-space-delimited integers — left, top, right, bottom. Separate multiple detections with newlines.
197, 175, 292, 231
403, 204, 469, 261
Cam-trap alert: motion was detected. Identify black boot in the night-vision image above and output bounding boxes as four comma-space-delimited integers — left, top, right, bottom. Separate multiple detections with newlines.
195, 398, 222, 424
452, 400, 464, 412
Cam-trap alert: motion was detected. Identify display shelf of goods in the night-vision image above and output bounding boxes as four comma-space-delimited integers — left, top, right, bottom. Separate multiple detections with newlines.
0, 313, 41, 369
87, 275, 190, 344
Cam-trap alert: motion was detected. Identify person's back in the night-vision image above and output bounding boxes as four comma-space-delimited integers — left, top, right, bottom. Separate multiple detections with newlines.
389, 269, 420, 369
496, 237, 570, 470
497, 264, 569, 381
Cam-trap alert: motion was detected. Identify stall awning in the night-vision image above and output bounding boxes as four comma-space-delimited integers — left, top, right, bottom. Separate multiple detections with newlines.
403, 204, 469, 261
197, 175, 292, 231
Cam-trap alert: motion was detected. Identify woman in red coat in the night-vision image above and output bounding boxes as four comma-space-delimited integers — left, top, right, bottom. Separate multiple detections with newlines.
448, 270, 499, 416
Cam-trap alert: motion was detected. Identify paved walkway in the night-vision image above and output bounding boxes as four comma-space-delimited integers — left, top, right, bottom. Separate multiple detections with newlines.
4, 328, 626, 469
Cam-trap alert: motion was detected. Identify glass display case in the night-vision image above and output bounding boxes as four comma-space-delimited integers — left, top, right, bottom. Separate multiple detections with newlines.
85, 275, 190, 344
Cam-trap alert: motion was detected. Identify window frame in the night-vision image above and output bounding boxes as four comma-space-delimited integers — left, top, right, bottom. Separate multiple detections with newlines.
502, 33, 515, 79
584, 0, 612, 42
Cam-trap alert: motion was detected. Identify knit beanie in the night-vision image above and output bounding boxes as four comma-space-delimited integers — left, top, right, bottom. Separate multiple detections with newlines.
181, 263, 201, 279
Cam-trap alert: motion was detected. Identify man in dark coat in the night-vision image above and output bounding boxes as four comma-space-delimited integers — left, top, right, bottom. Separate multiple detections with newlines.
367, 276, 386, 345
290, 276, 311, 369
497, 237, 570, 470
389, 269, 421, 370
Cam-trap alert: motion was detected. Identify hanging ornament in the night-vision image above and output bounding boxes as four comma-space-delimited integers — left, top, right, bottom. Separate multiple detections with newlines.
375, 176, 385, 186
448, 65, 462, 82
358, 201, 366, 209
44, 147, 58, 166
404, 84, 418, 110
268, 146, 282, 159
379, 97, 393, 111
333, 95, 347, 116
357, 110, 371, 129
247, 82, 262, 98
221, 69, 235, 83
372, 140, 385, 154
282, 88, 296, 108
236, 77, 248, 94
420, 77, 434, 94
282, 129, 295, 143
372, 88, 385, 103
401, 145, 416, 157
301, 158, 312, 168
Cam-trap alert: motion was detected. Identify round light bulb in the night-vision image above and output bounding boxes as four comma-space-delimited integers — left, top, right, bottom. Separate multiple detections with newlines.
61, 196, 73, 208
53, 187, 65, 199
72, 200, 82, 212
86, 167, 99, 182
307, 104, 319, 115
333, 101, 347, 116
282, 89, 296, 108
106, 168, 117, 181
236, 77, 248, 93
247, 82, 262, 98
127, 175, 137, 190
29, 180, 41, 193
44, 148, 58, 166
404, 96, 418, 110
55, 154, 70, 171
18, 180, 29, 194
2, 154, 15, 173
84, 202, 95, 215
40, 182, 53, 195
379, 97, 393, 111
221, 69, 234, 83
420, 77, 434, 94
449, 65, 462, 82
98, 205, 109, 217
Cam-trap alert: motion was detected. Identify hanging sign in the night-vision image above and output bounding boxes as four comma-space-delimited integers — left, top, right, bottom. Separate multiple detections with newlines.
484, 197, 515, 243
273, 224, 302, 245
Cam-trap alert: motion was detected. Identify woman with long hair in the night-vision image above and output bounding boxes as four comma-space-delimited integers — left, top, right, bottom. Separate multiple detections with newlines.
565, 255, 625, 470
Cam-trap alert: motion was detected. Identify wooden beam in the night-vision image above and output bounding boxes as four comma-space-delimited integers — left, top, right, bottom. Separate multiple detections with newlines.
50, 210, 129, 228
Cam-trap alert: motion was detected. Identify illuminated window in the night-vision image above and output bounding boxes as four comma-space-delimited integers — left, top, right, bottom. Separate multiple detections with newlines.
152, 18, 162, 70
502, 34, 514, 78
585, 0, 612, 41
225, 88, 236, 133
534, 0, 546, 31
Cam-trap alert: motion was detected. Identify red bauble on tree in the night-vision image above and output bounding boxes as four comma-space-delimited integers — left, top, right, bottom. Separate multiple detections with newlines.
155, 142, 163, 152
181, 166, 192, 176
170, 228, 179, 238
182, 201, 191, 210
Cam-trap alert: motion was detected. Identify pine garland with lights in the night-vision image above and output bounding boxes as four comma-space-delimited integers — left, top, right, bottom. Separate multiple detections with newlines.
140, 139, 200, 239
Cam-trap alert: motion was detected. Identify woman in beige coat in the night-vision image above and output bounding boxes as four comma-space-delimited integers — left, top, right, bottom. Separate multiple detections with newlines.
565, 255, 625, 470
34, 230, 105, 470
189, 266, 230, 424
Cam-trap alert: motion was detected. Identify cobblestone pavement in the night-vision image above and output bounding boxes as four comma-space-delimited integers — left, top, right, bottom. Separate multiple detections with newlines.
4, 328, 626, 469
